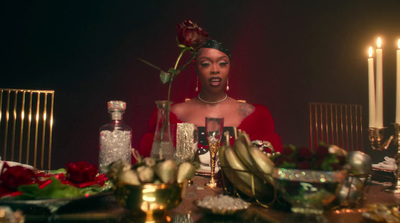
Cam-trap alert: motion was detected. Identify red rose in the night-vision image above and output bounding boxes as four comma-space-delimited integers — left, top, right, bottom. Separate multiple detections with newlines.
297, 147, 313, 160
281, 146, 294, 156
177, 20, 209, 50
316, 145, 330, 158
0, 163, 37, 190
337, 155, 347, 166
65, 161, 98, 184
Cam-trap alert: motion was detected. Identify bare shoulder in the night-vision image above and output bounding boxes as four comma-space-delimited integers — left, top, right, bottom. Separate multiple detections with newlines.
237, 101, 255, 118
171, 99, 196, 116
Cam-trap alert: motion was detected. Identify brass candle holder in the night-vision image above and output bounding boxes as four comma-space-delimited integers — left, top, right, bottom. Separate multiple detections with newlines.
368, 127, 393, 151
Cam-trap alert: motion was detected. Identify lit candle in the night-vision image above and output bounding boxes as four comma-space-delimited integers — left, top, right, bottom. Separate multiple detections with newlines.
376, 37, 383, 128
368, 47, 376, 127
396, 39, 400, 124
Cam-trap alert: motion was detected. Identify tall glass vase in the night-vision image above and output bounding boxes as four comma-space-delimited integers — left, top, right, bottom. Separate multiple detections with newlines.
150, 100, 175, 160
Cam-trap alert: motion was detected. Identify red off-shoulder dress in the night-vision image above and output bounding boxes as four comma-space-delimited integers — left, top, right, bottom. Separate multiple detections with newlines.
139, 104, 282, 157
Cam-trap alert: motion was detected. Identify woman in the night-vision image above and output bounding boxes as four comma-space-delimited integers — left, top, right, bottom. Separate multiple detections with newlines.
140, 39, 282, 169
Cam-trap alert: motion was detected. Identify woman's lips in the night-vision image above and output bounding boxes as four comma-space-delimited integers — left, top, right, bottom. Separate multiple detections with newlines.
209, 77, 222, 86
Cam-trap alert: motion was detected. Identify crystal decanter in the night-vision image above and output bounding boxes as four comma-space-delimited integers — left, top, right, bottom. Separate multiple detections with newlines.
99, 101, 132, 173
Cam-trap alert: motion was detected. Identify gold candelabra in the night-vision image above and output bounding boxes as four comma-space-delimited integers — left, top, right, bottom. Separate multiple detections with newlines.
369, 123, 400, 193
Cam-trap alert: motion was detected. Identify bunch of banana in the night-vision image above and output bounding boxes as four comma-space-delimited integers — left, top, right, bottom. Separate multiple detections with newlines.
219, 129, 275, 200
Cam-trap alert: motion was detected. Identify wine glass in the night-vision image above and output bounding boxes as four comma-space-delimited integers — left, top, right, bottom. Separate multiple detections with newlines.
205, 117, 224, 188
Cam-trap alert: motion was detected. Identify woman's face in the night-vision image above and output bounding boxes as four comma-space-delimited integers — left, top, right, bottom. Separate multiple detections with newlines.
195, 48, 230, 94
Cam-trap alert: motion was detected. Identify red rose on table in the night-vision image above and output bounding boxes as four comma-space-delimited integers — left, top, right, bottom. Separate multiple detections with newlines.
65, 161, 98, 184
316, 145, 330, 158
281, 146, 294, 156
272, 143, 346, 171
0, 164, 37, 190
177, 20, 209, 50
297, 147, 313, 160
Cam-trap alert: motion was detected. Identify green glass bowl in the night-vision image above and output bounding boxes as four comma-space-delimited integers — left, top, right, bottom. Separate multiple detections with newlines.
272, 168, 347, 214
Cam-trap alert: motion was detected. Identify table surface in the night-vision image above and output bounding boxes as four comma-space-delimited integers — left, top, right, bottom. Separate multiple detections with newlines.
13, 175, 400, 223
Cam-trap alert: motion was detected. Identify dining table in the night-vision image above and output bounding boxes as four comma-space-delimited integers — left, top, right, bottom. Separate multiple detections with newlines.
6, 173, 398, 223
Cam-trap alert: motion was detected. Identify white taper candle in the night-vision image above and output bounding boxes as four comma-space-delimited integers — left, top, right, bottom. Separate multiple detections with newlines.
396, 39, 400, 124
375, 37, 383, 128
368, 47, 376, 127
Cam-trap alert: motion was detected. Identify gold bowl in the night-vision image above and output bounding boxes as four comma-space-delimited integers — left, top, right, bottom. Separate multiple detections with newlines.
114, 182, 183, 214
220, 166, 275, 202
272, 168, 347, 215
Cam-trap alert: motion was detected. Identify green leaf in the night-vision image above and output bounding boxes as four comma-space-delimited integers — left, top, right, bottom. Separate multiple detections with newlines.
167, 68, 178, 75
36, 178, 82, 199
177, 44, 186, 48
321, 155, 339, 171
15, 184, 41, 200
48, 168, 66, 174
11, 177, 83, 200
280, 161, 297, 169
160, 71, 171, 84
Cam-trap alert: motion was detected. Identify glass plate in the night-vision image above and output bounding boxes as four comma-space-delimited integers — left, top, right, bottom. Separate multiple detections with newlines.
194, 195, 249, 215
0, 192, 112, 214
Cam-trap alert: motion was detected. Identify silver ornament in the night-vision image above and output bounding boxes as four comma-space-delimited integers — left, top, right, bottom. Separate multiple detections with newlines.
338, 176, 364, 206
347, 151, 372, 175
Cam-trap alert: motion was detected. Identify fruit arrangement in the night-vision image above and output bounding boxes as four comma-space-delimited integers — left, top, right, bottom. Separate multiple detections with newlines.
219, 128, 373, 210
107, 157, 195, 214
107, 157, 196, 186
272, 144, 347, 171
272, 145, 373, 209
219, 130, 275, 200
0, 161, 107, 200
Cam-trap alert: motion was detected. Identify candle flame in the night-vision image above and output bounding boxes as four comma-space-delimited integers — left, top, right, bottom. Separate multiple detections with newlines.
398, 39, 400, 49
369, 47, 373, 57
377, 37, 382, 48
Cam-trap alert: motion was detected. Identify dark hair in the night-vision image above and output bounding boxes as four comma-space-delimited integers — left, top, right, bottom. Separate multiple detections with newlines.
201, 39, 231, 61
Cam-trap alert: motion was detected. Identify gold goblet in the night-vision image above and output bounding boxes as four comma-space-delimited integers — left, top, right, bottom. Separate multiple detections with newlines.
205, 117, 224, 188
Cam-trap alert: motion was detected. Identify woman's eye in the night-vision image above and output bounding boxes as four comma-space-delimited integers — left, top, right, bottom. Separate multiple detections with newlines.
200, 62, 210, 67
219, 62, 229, 67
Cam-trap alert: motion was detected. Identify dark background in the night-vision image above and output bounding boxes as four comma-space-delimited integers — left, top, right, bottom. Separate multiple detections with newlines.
2, 1, 400, 168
